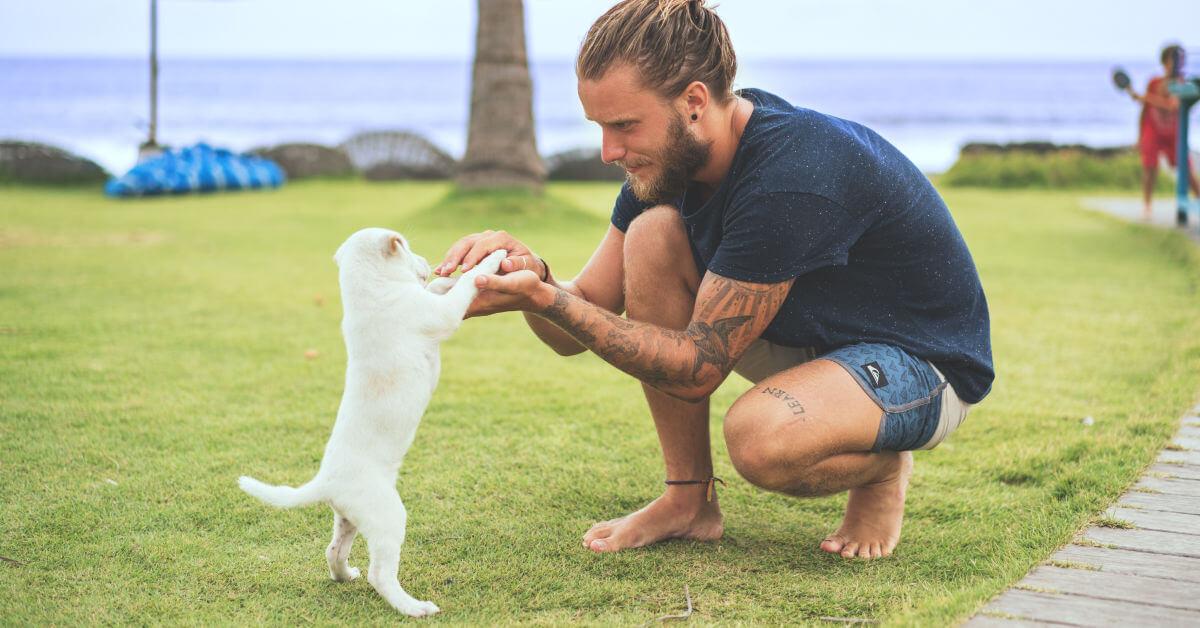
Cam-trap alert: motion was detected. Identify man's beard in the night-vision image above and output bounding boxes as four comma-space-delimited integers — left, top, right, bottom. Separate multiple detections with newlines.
624, 113, 712, 205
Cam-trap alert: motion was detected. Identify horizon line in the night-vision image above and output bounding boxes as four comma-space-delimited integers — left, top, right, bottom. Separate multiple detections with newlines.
0, 52, 1172, 65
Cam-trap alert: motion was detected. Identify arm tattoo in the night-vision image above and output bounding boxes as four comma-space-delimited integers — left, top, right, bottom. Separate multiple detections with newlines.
687, 316, 753, 379
537, 274, 791, 401
543, 289, 596, 345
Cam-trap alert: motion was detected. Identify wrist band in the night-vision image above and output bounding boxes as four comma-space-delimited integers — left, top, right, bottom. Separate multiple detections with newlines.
538, 257, 550, 283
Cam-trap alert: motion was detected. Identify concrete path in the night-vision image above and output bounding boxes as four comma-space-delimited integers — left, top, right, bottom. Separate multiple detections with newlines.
964, 198, 1200, 626
1081, 197, 1200, 243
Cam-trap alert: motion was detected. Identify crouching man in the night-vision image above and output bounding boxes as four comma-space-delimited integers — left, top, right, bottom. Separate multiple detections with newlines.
435, 0, 993, 559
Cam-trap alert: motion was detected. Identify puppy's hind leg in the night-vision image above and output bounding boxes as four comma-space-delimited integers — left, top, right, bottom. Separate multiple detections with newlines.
364, 495, 439, 617
326, 510, 360, 582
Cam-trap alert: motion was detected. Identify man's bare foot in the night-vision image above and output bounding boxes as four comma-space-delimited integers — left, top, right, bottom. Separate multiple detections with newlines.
582, 486, 723, 552
819, 451, 913, 559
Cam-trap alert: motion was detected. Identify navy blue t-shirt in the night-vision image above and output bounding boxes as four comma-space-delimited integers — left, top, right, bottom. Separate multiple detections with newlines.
611, 88, 993, 403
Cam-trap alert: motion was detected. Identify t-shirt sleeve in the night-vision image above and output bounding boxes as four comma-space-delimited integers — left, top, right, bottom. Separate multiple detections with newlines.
707, 191, 869, 283
610, 181, 649, 232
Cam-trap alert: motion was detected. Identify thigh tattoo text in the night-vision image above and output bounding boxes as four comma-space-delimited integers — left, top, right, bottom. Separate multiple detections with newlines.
760, 386, 806, 415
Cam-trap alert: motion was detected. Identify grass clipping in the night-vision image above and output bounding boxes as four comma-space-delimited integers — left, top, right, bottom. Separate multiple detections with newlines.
639, 585, 693, 626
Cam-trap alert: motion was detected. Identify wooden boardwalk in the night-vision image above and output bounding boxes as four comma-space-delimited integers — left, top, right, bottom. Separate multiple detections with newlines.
964, 407, 1200, 626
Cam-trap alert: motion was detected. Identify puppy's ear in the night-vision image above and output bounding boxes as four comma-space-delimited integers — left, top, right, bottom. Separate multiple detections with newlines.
389, 234, 405, 256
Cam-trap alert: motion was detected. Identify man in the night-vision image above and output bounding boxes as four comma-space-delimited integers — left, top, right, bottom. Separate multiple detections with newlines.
1122, 43, 1199, 221
434, 0, 992, 559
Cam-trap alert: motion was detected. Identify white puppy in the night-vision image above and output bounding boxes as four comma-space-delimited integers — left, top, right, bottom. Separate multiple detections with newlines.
239, 227, 504, 617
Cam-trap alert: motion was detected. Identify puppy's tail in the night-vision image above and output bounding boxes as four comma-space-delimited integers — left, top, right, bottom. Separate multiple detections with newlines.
238, 476, 325, 509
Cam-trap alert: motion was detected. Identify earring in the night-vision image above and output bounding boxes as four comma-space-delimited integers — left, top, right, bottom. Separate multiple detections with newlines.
691, 113, 698, 121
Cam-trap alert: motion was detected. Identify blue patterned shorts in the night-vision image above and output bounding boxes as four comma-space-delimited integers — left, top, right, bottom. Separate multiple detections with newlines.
820, 343, 949, 452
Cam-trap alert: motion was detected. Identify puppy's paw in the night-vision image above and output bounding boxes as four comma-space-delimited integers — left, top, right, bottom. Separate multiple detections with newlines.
399, 600, 440, 617
329, 565, 360, 582
461, 249, 506, 282
478, 249, 507, 275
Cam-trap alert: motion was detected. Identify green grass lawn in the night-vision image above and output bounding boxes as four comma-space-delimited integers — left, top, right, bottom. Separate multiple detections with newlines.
2, 180, 1199, 625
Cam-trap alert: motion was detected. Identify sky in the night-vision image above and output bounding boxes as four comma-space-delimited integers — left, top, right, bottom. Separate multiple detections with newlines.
1, 0, 1197, 62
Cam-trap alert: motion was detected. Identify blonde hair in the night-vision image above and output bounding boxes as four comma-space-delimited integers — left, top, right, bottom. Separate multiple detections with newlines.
576, 0, 737, 104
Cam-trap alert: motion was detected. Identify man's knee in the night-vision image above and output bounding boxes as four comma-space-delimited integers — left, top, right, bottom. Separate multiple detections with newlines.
723, 394, 809, 493
624, 205, 690, 267
623, 205, 699, 320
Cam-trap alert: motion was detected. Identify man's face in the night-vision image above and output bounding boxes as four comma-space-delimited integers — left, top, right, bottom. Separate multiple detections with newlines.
578, 65, 711, 205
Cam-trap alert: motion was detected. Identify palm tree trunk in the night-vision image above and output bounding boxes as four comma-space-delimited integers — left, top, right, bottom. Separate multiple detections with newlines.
456, 0, 546, 191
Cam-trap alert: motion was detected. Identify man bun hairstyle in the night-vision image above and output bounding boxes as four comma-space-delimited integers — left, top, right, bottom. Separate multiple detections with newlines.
576, 0, 737, 104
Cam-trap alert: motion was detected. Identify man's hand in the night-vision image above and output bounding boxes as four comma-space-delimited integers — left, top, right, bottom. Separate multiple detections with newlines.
468, 269, 556, 317
435, 229, 547, 282
436, 229, 551, 318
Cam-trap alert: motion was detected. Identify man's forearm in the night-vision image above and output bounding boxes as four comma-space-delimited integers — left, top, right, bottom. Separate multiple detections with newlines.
533, 286, 748, 402
523, 280, 589, 355
524, 311, 586, 356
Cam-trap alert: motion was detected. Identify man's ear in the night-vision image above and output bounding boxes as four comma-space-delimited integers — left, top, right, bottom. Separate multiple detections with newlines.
681, 80, 710, 121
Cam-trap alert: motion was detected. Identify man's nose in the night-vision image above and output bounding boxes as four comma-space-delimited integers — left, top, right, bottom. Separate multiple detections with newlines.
600, 131, 625, 164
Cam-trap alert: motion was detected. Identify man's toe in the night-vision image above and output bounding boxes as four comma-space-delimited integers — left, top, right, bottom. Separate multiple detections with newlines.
820, 534, 845, 553
583, 522, 613, 545
584, 522, 621, 551
593, 524, 645, 552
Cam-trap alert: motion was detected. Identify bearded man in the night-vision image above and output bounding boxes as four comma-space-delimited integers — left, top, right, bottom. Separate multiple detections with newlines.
435, 0, 993, 559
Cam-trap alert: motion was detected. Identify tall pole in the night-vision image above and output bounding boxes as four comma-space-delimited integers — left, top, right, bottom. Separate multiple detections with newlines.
148, 0, 158, 148
1169, 78, 1199, 228
1176, 99, 1190, 227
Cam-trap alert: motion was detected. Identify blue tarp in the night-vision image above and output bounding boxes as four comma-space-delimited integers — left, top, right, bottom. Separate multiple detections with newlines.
105, 143, 285, 197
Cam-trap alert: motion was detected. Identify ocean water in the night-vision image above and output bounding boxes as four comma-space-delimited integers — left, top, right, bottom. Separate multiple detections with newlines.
0, 56, 1180, 176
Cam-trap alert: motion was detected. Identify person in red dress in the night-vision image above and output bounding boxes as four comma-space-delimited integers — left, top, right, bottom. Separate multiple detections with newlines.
1123, 44, 1200, 221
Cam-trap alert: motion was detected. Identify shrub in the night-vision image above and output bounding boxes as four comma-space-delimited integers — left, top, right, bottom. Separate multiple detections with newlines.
0, 140, 109, 185
942, 142, 1176, 191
